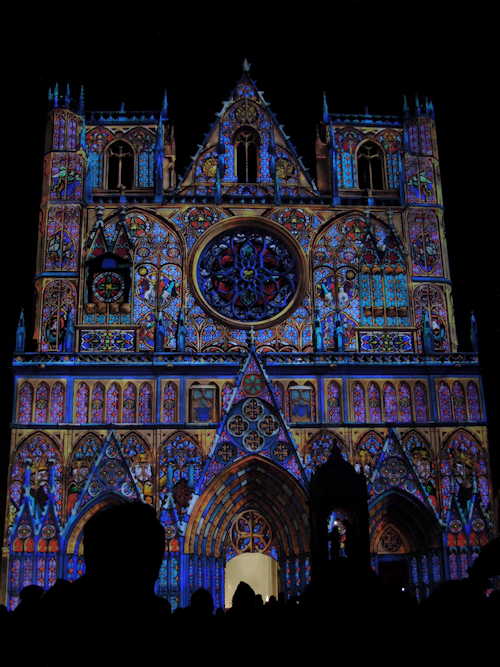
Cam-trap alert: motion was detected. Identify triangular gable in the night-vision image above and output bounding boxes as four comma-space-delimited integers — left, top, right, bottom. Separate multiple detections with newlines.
111, 221, 134, 260
178, 70, 318, 197
86, 220, 109, 260
196, 348, 308, 494
370, 428, 438, 518
71, 431, 142, 516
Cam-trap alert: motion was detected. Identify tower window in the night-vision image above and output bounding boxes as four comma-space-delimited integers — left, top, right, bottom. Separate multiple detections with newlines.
357, 141, 385, 190
107, 140, 134, 190
234, 127, 259, 183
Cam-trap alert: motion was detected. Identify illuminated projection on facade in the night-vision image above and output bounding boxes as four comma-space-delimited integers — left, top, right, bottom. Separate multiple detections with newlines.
1, 67, 494, 610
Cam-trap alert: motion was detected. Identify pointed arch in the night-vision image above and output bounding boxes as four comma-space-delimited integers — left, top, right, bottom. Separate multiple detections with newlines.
398, 382, 412, 423
161, 381, 178, 423
466, 381, 481, 421
34, 382, 50, 423
90, 382, 105, 423
40, 279, 76, 352
403, 430, 438, 511
326, 380, 342, 423
352, 382, 366, 423
122, 382, 137, 423
49, 382, 65, 423
354, 430, 384, 477
234, 126, 260, 183
189, 381, 218, 423
120, 431, 154, 504
75, 382, 90, 424
356, 139, 386, 190
185, 455, 309, 559
105, 383, 120, 423
288, 382, 315, 423
382, 382, 397, 422
63, 495, 126, 580
437, 381, 452, 421
451, 381, 467, 422
305, 431, 347, 477
158, 432, 203, 525
8, 432, 63, 531
67, 432, 102, 517
414, 381, 428, 422
367, 382, 382, 423
440, 429, 490, 519
106, 139, 135, 190
370, 489, 442, 559
138, 382, 153, 423
17, 381, 34, 424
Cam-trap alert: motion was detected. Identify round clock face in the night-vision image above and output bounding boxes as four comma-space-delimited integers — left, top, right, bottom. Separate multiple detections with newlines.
92, 271, 125, 303
194, 223, 301, 327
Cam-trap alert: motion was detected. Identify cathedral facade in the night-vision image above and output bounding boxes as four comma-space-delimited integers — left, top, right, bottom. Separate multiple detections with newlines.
1, 68, 494, 609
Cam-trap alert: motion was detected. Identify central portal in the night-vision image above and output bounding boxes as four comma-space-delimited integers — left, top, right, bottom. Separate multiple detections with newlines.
224, 553, 278, 607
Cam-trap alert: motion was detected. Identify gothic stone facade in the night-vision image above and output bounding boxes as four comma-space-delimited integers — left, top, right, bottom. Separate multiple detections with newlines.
1, 72, 494, 610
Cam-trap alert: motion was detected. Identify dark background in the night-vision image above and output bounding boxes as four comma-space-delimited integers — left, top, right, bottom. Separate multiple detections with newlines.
1, 8, 497, 538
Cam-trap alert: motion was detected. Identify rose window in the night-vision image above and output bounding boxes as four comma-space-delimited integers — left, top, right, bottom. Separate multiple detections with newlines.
194, 224, 301, 326
231, 510, 272, 553
92, 271, 125, 303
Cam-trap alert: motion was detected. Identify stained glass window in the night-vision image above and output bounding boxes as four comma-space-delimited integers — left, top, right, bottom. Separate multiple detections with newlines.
18, 382, 33, 424
414, 382, 428, 422
121, 432, 154, 504
355, 431, 383, 477
106, 140, 134, 190
122, 382, 137, 422
413, 284, 449, 352
368, 382, 382, 423
190, 384, 217, 423
398, 382, 412, 423
159, 433, 203, 523
105, 383, 120, 423
45, 205, 80, 272
408, 210, 443, 276
49, 382, 65, 423
383, 383, 397, 422
452, 381, 467, 422
162, 382, 177, 423
327, 381, 342, 423
438, 382, 452, 421
75, 383, 90, 424
138, 382, 153, 423
41, 280, 76, 352
67, 433, 101, 515
34, 382, 50, 423
352, 382, 366, 423
288, 384, 314, 423
91, 383, 105, 423
196, 227, 298, 324
467, 382, 481, 421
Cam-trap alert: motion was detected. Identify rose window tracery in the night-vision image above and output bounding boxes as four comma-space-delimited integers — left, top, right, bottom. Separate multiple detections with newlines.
231, 510, 272, 553
195, 226, 300, 325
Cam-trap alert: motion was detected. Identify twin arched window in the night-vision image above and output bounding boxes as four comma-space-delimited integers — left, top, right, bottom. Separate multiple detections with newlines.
357, 141, 385, 190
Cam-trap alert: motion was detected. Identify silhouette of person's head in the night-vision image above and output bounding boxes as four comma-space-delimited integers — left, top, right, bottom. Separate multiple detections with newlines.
83, 502, 165, 594
231, 581, 256, 611
190, 587, 214, 616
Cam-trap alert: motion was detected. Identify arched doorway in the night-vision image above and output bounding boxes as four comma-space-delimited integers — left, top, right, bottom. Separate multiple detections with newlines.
370, 490, 443, 599
185, 456, 309, 608
225, 553, 278, 607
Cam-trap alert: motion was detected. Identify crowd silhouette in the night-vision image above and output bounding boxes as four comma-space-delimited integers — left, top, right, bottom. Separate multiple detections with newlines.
2, 502, 498, 664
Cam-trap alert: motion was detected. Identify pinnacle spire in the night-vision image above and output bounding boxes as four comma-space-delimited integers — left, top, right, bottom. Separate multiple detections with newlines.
322, 91, 330, 124
242, 58, 251, 73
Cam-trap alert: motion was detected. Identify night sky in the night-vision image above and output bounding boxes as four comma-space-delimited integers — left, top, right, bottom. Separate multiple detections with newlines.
2, 9, 497, 531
